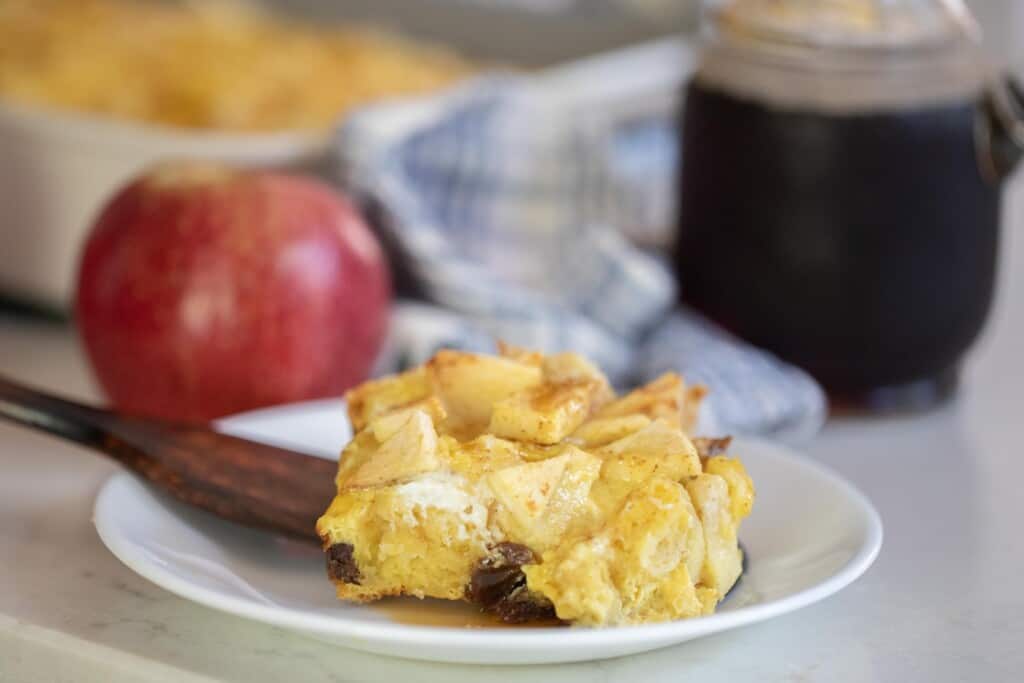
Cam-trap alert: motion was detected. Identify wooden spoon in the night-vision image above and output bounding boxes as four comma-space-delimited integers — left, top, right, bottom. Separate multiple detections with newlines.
0, 375, 337, 543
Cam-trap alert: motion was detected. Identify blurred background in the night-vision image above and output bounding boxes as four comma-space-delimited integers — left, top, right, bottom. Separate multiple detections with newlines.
5, 5, 1024, 679
1, 0, 1022, 429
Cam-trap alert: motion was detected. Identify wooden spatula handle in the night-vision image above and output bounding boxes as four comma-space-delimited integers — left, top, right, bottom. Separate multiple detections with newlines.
0, 375, 337, 543
0, 375, 117, 450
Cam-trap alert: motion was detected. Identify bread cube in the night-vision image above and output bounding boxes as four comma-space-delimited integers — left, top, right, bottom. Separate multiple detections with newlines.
685, 473, 743, 599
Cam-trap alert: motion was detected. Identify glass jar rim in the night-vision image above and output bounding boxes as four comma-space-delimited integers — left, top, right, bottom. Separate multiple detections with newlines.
707, 0, 968, 58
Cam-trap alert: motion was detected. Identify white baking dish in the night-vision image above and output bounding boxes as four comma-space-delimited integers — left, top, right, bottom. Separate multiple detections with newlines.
0, 102, 328, 310
0, 36, 691, 311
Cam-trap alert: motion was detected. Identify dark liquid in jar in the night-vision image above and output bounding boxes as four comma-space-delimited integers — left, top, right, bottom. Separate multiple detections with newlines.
675, 82, 1000, 400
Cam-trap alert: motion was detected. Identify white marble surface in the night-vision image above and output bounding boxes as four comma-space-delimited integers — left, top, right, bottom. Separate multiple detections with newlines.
2, 182, 1023, 681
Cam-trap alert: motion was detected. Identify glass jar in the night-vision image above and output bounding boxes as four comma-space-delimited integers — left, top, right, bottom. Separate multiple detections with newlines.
674, 0, 1023, 410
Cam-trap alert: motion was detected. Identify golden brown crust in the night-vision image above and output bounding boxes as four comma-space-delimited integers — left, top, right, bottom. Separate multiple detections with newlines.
318, 348, 753, 626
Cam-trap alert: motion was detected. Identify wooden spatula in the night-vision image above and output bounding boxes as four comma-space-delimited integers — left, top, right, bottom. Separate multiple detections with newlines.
0, 375, 338, 543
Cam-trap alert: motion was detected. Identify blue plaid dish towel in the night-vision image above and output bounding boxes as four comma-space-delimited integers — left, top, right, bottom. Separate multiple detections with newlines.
334, 63, 827, 443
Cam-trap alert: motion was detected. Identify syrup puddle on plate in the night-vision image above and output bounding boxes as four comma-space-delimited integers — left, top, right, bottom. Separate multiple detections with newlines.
372, 597, 564, 629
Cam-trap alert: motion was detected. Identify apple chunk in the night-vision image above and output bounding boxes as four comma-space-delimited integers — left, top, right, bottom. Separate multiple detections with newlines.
488, 446, 601, 550
596, 373, 698, 430
346, 410, 440, 489
427, 350, 542, 432
571, 414, 651, 448
597, 419, 701, 479
489, 380, 596, 445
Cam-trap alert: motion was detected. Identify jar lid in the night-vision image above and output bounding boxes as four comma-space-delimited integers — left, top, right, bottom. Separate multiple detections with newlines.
696, 0, 988, 111
714, 0, 967, 51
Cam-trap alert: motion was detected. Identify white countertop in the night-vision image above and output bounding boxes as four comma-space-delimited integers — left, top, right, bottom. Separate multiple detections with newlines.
2, 185, 1023, 682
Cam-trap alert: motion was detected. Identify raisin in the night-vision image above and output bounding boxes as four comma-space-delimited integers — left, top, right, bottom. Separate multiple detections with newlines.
467, 543, 557, 624
693, 436, 732, 460
326, 543, 360, 585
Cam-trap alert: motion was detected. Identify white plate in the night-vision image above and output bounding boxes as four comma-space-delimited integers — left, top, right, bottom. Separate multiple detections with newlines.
93, 400, 882, 665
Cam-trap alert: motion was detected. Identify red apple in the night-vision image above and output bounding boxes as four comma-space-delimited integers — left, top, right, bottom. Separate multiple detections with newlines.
76, 162, 391, 422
